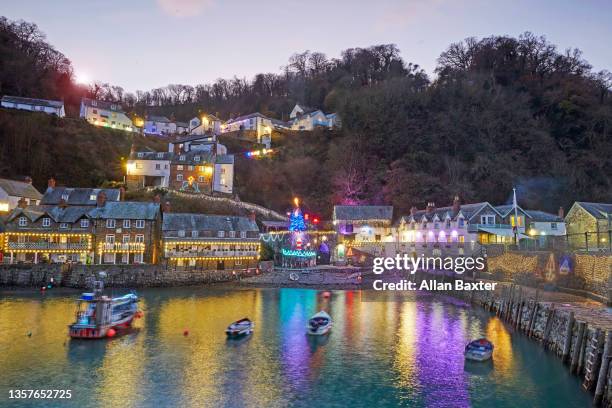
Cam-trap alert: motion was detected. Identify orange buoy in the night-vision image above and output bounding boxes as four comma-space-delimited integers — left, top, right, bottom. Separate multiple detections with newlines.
183, 329, 189, 336
323, 291, 331, 298
106, 328, 116, 338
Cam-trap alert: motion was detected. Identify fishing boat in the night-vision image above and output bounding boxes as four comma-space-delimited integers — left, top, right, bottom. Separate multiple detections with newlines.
68, 278, 140, 339
464, 338, 494, 361
225, 318, 254, 337
307, 311, 332, 336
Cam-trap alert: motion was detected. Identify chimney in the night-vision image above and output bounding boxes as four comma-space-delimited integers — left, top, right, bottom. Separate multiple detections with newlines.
17, 197, 28, 209
248, 210, 256, 223
163, 201, 171, 213
59, 198, 68, 208
119, 186, 125, 201
426, 202, 436, 214
410, 206, 417, 216
24, 176, 32, 184
558, 206, 564, 219
47, 178, 56, 191
452, 195, 461, 214
96, 191, 107, 207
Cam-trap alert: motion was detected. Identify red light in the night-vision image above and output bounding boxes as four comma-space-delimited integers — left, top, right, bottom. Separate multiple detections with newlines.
313, 218, 319, 224
304, 213, 309, 220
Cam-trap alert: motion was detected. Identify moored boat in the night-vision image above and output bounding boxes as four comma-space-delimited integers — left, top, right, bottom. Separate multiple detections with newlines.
464, 338, 494, 361
307, 311, 332, 336
68, 278, 140, 339
226, 318, 254, 337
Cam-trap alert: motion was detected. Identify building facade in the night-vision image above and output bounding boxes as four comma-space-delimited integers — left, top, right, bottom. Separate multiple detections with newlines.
565, 202, 612, 250
289, 103, 337, 130
1, 95, 65, 117
144, 115, 177, 136
79, 98, 134, 132
162, 213, 260, 269
189, 114, 222, 135
126, 151, 172, 189
223, 113, 272, 143
333, 205, 394, 243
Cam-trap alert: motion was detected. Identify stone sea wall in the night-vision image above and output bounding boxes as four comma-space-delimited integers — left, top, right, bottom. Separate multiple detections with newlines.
0, 263, 263, 288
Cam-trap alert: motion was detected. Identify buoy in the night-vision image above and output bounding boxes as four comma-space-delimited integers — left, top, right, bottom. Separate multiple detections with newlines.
47, 284, 52, 289
106, 328, 116, 338
323, 291, 331, 298
40, 286, 46, 291
183, 329, 189, 336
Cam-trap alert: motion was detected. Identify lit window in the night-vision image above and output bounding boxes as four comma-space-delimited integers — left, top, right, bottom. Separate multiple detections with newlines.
218, 231, 225, 238
194, 156, 200, 162
81, 219, 89, 228
135, 220, 145, 228
18, 217, 27, 226
60, 223, 68, 229
188, 165, 194, 171
123, 219, 131, 228
0, 202, 9, 212
177, 174, 183, 181
106, 219, 116, 228
61, 194, 69, 201
177, 165, 183, 171
138, 152, 144, 158
42, 218, 51, 227
198, 176, 205, 182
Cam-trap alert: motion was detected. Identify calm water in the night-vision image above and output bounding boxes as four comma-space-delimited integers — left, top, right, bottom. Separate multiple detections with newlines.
0, 287, 592, 408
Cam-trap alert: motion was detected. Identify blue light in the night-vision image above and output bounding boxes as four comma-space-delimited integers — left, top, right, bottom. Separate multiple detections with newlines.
282, 248, 316, 257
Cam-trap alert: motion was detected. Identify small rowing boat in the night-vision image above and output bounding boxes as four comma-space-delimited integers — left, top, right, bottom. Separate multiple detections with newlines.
465, 338, 494, 361
226, 318, 254, 337
307, 311, 332, 336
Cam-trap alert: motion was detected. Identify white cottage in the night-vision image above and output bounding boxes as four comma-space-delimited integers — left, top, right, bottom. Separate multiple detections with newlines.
1, 95, 65, 117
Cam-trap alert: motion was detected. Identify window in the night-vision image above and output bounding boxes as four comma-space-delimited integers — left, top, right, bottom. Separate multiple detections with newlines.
157, 153, 164, 158
178, 230, 185, 237
136, 163, 143, 169
177, 174, 183, 181
434, 222, 439, 229
135, 234, 144, 243
188, 165, 194, 171
458, 217, 465, 227
179, 155, 185, 161
105, 234, 115, 244
123, 219, 131, 228
445, 219, 451, 228
18, 217, 27, 227
60, 223, 68, 229
137, 152, 144, 158
240, 231, 247, 239
218, 231, 225, 238
42, 218, 51, 227
81, 219, 89, 228
106, 219, 116, 228
61, 193, 69, 201
155, 164, 161, 170
480, 215, 495, 225
89, 194, 97, 201
177, 165, 184, 171
135, 220, 145, 228
134, 253, 143, 263
198, 176, 205, 182
194, 156, 200, 162
551, 223, 557, 230
229, 231, 236, 238
122, 235, 130, 243
191, 230, 199, 238
164, 164, 169, 169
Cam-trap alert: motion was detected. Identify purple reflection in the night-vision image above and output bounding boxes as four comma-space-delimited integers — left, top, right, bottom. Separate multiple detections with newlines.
414, 303, 470, 407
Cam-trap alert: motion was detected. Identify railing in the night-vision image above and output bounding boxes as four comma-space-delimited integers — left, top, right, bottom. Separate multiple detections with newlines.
6, 242, 90, 251
165, 250, 258, 258
467, 223, 517, 233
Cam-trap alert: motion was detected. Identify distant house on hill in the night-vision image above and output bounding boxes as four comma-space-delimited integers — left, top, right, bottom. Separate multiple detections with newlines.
0, 177, 42, 213
289, 103, 339, 130
144, 115, 177, 136
42, 179, 122, 206
80, 98, 134, 132
223, 112, 272, 143
189, 114, 222, 135
1, 95, 65, 117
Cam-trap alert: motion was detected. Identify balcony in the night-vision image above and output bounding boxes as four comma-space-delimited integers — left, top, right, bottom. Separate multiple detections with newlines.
467, 224, 513, 233
6, 242, 90, 251
165, 250, 258, 259
99, 243, 145, 252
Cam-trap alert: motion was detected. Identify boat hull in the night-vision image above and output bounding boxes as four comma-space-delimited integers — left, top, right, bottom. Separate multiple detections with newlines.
69, 317, 135, 339
307, 324, 332, 336
465, 350, 493, 361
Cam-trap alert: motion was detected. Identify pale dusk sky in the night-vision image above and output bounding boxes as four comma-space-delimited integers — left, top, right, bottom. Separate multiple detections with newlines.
3, 0, 611, 91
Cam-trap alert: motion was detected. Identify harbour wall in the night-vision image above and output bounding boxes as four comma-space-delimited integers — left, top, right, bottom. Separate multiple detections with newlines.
422, 272, 612, 407
0, 262, 273, 288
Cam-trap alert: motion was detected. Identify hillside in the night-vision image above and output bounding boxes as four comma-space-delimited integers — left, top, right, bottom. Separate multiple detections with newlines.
0, 109, 165, 192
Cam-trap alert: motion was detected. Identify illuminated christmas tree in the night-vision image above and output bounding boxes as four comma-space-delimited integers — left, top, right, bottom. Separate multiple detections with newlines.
289, 197, 306, 232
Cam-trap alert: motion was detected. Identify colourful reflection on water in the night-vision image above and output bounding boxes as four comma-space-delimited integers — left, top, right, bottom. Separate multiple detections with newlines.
0, 288, 593, 408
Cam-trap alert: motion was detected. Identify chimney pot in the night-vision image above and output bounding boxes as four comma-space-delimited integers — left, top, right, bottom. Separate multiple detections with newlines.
17, 197, 28, 209
558, 206, 564, 219
426, 202, 435, 214
47, 178, 56, 190
248, 210, 256, 222
452, 195, 461, 213
119, 186, 125, 201
410, 206, 417, 216
24, 176, 32, 184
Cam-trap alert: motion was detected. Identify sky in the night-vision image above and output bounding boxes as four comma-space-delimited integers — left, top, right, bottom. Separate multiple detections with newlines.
3, 0, 612, 92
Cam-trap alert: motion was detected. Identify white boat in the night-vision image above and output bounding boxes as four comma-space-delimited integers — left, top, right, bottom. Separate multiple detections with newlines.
307, 311, 332, 336
226, 318, 254, 337
465, 338, 494, 361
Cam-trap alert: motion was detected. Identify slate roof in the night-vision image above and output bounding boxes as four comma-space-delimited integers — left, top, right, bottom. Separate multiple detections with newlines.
399, 202, 495, 224
131, 151, 173, 160
215, 154, 234, 165
494, 204, 530, 217
6, 205, 91, 224
525, 210, 564, 222
2, 95, 64, 109
41, 188, 121, 206
0, 178, 43, 200
88, 202, 160, 220
146, 115, 171, 123
162, 213, 259, 235
226, 112, 269, 124
176, 121, 189, 128
574, 202, 612, 220
333, 205, 393, 221
81, 98, 124, 113
294, 104, 317, 115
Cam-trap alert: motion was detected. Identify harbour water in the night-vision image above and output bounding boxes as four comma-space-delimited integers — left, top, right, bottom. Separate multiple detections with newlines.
0, 287, 592, 407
